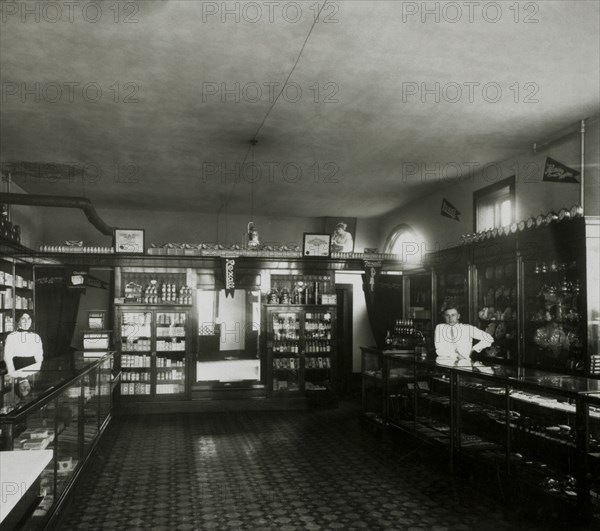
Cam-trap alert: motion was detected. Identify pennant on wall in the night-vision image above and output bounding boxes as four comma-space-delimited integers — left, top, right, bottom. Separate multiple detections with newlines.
440, 198, 461, 221
543, 157, 580, 183
221, 258, 236, 298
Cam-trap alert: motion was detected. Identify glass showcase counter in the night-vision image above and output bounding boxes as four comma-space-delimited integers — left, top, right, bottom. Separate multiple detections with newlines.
362, 346, 600, 522
0, 352, 116, 530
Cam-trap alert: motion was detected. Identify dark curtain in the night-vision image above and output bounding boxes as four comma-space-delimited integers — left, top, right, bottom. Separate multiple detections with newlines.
362, 273, 404, 348
35, 267, 82, 359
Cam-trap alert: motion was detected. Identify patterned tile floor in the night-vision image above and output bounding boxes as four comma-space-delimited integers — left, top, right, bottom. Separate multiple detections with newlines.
51, 402, 576, 530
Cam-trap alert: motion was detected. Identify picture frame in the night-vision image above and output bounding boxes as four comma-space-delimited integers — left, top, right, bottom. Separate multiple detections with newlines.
302, 233, 331, 258
114, 228, 145, 254
324, 217, 356, 253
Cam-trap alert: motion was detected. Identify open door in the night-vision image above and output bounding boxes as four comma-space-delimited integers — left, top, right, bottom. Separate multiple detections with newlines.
195, 288, 261, 389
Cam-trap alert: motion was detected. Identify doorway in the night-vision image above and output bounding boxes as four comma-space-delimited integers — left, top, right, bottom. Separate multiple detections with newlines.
194, 288, 262, 391
335, 284, 353, 398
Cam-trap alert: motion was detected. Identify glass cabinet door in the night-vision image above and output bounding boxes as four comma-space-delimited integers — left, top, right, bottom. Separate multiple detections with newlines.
475, 261, 518, 364
83, 371, 99, 455
384, 355, 416, 430
507, 386, 579, 510
587, 397, 600, 519
56, 385, 82, 499
98, 356, 112, 426
269, 311, 301, 393
455, 372, 507, 465
155, 311, 187, 395
119, 311, 152, 396
522, 259, 584, 372
303, 311, 334, 392
361, 348, 384, 423
413, 364, 453, 448
13, 401, 56, 526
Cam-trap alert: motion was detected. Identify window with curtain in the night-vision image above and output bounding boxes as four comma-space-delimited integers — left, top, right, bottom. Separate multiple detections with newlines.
474, 176, 516, 232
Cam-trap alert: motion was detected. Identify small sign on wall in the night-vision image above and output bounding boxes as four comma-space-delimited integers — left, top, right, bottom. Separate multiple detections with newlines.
441, 198, 461, 221
114, 228, 145, 254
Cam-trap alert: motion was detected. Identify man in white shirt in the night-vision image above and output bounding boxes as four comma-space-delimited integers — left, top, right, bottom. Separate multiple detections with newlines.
434, 306, 493, 367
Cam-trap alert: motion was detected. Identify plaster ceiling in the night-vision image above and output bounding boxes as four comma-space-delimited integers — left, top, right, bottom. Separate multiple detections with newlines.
1, 0, 599, 219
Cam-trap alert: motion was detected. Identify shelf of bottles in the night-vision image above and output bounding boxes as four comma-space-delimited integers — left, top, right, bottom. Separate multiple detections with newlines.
119, 311, 152, 396
406, 273, 433, 346
269, 274, 334, 305
304, 311, 334, 391
384, 319, 427, 355
271, 311, 301, 392
121, 271, 193, 306
475, 261, 518, 365
0, 260, 34, 336
155, 312, 186, 395
523, 259, 585, 373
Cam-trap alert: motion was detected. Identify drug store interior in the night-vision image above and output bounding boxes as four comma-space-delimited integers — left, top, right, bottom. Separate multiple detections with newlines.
0, 1, 599, 529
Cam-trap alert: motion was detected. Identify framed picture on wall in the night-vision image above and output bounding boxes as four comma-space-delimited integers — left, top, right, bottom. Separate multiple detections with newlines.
302, 233, 331, 258
324, 217, 356, 253
114, 228, 145, 254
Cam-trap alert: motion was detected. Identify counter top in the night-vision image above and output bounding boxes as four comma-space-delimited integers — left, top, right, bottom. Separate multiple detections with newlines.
0, 450, 53, 524
363, 346, 600, 397
1, 351, 113, 418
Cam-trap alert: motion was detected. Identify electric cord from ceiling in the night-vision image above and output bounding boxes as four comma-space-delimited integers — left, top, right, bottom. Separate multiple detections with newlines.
217, 0, 330, 241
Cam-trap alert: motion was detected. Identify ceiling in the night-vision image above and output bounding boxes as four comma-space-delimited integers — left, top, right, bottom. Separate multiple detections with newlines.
1, 0, 599, 219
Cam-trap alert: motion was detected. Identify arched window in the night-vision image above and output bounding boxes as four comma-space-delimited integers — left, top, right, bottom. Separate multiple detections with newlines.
383, 224, 419, 258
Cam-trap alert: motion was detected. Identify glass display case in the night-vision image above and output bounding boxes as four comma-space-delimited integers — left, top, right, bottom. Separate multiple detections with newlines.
155, 311, 187, 395
377, 351, 600, 521
264, 305, 337, 398
585, 392, 600, 520
268, 309, 301, 394
385, 356, 453, 451
360, 347, 385, 427
473, 253, 518, 365
0, 352, 115, 530
116, 307, 190, 398
519, 220, 587, 373
118, 309, 152, 396
455, 372, 508, 467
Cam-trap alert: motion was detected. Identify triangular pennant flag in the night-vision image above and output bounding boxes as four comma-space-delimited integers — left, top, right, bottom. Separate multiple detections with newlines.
441, 198, 461, 221
543, 157, 580, 183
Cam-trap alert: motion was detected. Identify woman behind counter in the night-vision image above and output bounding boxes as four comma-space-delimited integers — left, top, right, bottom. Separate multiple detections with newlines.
3, 313, 44, 375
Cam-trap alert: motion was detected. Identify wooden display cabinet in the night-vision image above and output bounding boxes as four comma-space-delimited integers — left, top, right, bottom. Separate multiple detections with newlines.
264, 304, 337, 401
